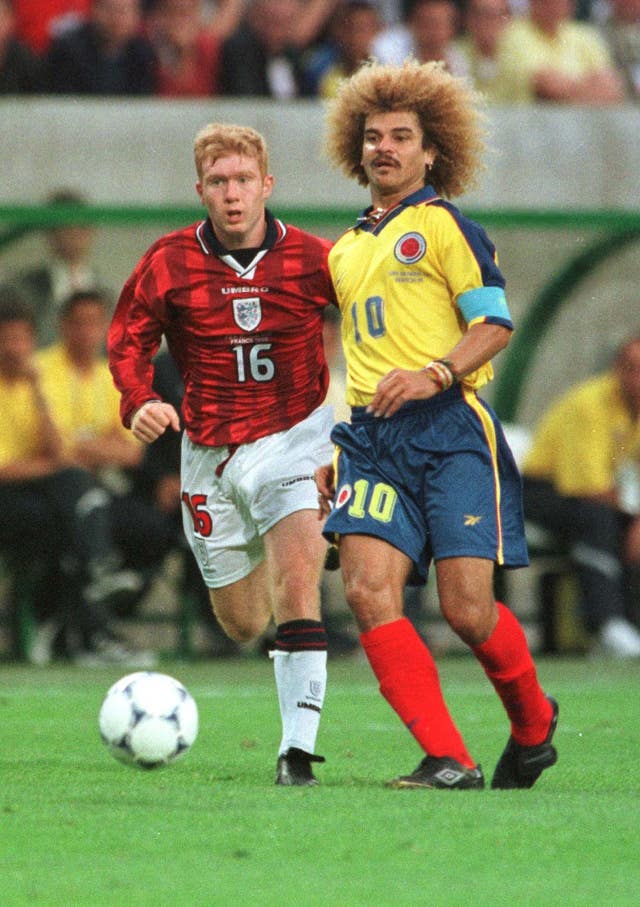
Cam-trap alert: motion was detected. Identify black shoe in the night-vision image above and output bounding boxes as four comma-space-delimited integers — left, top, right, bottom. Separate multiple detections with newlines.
323, 545, 340, 571
387, 755, 485, 790
275, 747, 325, 786
491, 696, 559, 790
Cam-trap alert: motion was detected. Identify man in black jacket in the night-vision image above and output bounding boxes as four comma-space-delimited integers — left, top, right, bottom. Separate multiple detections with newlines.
45, 0, 156, 94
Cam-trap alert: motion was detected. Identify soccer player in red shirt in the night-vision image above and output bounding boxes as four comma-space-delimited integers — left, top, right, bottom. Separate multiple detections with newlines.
108, 123, 336, 785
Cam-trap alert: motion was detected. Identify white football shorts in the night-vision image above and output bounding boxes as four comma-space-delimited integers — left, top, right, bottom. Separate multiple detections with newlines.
180, 405, 335, 589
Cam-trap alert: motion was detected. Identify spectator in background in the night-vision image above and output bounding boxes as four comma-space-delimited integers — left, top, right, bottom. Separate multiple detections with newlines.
600, 0, 640, 100
10, 189, 104, 347
145, 0, 243, 97
40, 289, 142, 481
12, 0, 90, 54
453, 0, 511, 102
493, 0, 625, 104
0, 0, 43, 92
220, 0, 339, 98
305, 0, 382, 99
0, 289, 156, 666
521, 333, 640, 658
40, 289, 181, 622
366, 0, 404, 28
44, 0, 156, 94
372, 0, 466, 73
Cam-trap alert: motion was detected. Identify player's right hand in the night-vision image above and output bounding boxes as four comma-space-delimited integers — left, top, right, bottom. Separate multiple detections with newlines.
131, 400, 181, 443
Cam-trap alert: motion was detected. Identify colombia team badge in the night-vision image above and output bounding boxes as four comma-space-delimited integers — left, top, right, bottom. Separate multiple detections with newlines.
394, 232, 426, 265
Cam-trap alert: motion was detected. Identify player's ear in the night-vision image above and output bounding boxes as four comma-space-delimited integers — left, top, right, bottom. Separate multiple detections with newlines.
195, 182, 204, 204
424, 142, 437, 169
263, 174, 275, 199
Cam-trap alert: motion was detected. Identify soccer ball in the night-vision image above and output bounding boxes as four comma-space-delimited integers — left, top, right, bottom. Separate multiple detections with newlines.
99, 671, 198, 769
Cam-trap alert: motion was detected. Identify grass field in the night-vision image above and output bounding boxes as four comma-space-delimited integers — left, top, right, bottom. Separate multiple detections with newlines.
1, 653, 639, 906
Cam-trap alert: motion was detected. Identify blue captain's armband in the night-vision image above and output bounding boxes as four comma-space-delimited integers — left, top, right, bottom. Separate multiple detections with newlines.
458, 286, 512, 327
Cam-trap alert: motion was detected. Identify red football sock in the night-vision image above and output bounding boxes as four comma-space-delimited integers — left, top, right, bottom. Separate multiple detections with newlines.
473, 603, 553, 746
360, 618, 475, 768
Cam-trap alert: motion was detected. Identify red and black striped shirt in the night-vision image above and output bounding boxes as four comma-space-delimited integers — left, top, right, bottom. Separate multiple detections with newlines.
108, 213, 335, 447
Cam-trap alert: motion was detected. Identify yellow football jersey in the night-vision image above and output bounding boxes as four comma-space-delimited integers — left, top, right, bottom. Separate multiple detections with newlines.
0, 378, 43, 466
523, 372, 640, 497
329, 187, 513, 407
36, 344, 135, 453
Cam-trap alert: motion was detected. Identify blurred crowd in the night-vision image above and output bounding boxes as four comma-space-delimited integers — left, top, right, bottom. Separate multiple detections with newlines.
0, 0, 638, 103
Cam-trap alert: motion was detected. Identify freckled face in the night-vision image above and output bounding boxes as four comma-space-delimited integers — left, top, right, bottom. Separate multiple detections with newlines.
196, 153, 274, 249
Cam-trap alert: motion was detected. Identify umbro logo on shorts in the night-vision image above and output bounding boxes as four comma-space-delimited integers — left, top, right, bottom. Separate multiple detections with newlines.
280, 475, 313, 488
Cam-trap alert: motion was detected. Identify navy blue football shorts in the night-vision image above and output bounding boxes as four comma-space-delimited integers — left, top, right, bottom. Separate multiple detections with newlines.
323, 385, 529, 582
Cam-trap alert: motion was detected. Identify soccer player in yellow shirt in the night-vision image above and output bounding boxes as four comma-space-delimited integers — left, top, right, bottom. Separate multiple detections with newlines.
316, 59, 558, 790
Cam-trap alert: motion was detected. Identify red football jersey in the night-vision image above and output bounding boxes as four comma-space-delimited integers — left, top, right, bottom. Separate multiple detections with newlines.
108, 214, 335, 447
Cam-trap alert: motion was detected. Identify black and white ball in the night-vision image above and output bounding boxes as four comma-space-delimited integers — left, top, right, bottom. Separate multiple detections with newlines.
99, 671, 198, 769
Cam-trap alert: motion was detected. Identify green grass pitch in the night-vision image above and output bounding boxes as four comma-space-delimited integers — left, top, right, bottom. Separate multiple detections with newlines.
1, 654, 639, 906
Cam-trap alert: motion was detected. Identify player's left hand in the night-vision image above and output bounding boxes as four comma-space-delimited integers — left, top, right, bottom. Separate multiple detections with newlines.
314, 463, 335, 519
367, 368, 440, 418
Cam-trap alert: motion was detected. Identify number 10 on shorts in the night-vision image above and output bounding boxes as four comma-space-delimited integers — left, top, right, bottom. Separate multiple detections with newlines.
346, 479, 397, 524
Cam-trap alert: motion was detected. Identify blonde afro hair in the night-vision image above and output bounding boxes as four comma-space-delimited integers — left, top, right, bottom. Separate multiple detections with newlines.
325, 59, 487, 199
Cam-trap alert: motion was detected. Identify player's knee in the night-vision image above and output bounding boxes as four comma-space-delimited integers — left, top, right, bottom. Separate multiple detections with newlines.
343, 573, 371, 612
343, 574, 401, 631
441, 596, 497, 647
227, 623, 258, 644
216, 611, 270, 643
208, 591, 271, 643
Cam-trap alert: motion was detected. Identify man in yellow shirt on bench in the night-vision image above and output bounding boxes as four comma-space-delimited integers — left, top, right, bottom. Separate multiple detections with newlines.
522, 333, 640, 658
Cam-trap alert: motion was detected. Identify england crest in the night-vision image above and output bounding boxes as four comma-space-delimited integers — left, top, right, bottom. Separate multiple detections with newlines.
233, 296, 262, 331
309, 680, 323, 699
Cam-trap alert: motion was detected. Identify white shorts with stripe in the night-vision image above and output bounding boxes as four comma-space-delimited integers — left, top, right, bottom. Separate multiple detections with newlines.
180, 405, 335, 589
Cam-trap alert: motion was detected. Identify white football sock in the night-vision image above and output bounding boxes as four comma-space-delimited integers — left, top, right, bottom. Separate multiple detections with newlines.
271, 649, 327, 756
